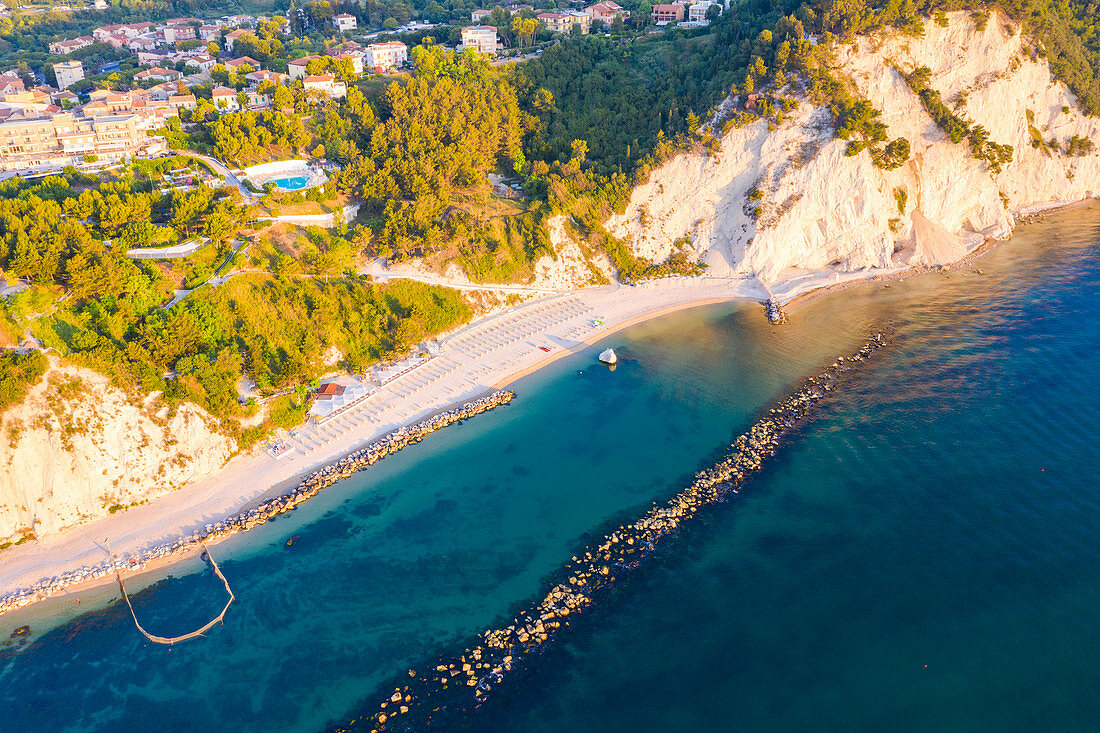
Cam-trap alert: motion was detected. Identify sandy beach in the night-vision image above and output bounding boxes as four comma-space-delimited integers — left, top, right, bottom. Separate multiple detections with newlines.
0, 263, 966, 618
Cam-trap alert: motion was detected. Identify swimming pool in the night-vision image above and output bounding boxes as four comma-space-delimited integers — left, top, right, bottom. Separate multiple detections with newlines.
269, 175, 310, 191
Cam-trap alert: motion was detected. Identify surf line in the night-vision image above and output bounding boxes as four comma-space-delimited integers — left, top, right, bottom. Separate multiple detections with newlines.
107, 539, 234, 645
334, 330, 892, 732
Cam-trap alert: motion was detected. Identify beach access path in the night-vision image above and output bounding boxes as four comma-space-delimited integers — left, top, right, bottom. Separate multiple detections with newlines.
0, 266, 890, 606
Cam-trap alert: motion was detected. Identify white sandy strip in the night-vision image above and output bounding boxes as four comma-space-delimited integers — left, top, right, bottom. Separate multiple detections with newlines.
0, 269, 885, 606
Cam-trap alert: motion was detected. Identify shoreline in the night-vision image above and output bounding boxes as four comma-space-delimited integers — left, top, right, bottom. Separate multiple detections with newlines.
1, 199, 1088, 627
350, 332, 893, 730
0, 278, 768, 629
491, 296, 734, 389
0, 392, 516, 620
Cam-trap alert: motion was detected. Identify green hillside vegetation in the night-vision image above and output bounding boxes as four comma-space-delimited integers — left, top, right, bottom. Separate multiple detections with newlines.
0, 350, 47, 414
1, 0, 1098, 440
0, 170, 470, 446
903, 65, 1014, 172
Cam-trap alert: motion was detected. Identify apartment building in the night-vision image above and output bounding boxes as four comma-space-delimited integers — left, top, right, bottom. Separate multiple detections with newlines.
288, 55, 321, 79
460, 25, 499, 53
537, 11, 591, 34
303, 74, 347, 99
688, 0, 720, 21
156, 24, 197, 44
365, 41, 407, 71
54, 61, 84, 91
49, 36, 94, 55
586, 1, 630, 21
651, 3, 685, 23
211, 86, 240, 111
133, 67, 182, 83
224, 29, 249, 53
0, 110, 153, 171
333, 13, 357, 32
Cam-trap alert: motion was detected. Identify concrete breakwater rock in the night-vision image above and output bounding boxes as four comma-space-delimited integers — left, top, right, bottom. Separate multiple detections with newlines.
335, 332, 890, 732
0, 391, 515, 618
764, 298, 789, 324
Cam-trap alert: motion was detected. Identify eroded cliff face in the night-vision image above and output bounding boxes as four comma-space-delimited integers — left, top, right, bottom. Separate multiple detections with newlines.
0, 359, 235, 544
608, 11, 1100, 283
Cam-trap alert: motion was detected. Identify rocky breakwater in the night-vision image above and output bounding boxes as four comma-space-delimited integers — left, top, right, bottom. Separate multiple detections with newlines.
335, 332, 891, 732
0, 391, 515, 618
764, 297, 789, 324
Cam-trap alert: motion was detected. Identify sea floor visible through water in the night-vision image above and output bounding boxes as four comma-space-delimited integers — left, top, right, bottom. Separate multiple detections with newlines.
2, 204, 1100, 732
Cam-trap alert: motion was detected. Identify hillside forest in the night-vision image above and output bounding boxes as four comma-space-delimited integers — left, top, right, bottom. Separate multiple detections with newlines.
1, 0, 1099, 446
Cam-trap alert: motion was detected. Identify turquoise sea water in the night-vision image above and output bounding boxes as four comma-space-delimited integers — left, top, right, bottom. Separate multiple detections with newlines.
2, 204, 1100, 731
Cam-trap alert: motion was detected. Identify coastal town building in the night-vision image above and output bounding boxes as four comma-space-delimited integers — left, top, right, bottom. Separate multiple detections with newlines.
537, 11, 592, 34
52, 90, 78, 108
0, 73, 24, 98
156, 23, 197, 44
246, 69, 289, 86
651, 3, 685, 23
225, 56, 260, 70
198, 24, 221, 41
333, 13, 357, 32
0, 110, 161, 171
184, 54, 217, 71
222, 14, 256, 28
461, 25, 499, 53
136, 49, 171, 65
288, 55, 321, 79
127, 36, 159, 52
337, 53, 365, 75
53, 61, 85, 91
211, 86, 240, 111
471, 8, 492, 21
0, 90, 54, 114
586, 1, 630, 21
304, 74, 347, 99
224, 29, 248, 53
134, 67, 182, 83
93, 23, 153, 41
365, 41, 407, 71
49, 36, 94, 55
168, 94, 197, 111
688, 0, 720, 21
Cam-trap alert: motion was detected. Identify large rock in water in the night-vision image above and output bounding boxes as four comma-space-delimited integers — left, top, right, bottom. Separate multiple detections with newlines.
599, 348, 617, 365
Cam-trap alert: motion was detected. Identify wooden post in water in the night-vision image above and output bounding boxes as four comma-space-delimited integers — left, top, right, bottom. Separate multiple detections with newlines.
106, 539, 234, 645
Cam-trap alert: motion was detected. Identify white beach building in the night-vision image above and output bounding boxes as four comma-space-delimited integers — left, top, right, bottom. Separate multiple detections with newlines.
308, 382, 374, 423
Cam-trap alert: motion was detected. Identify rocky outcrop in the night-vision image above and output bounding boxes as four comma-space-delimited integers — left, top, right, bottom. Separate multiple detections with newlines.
0, 359, 235, 544
608, 11, 1100, 283
532, 215, 616, 289
0, 390, 514, 616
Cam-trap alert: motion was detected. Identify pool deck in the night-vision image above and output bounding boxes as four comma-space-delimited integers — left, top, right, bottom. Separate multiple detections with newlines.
246, 165, 328, 193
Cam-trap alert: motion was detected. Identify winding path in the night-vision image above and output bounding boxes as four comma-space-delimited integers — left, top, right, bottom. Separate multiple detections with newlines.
188, 153, 257, 202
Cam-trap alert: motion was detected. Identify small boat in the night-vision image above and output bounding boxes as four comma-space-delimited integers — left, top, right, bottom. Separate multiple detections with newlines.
598, 348, 617, 365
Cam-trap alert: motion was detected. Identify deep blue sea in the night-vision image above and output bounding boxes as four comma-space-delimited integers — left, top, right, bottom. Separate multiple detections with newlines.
2, 204, 1100, 732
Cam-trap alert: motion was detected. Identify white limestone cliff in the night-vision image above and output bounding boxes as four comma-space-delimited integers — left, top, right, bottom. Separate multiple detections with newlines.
0, 359, 235, 544
607, 11, 1100, 285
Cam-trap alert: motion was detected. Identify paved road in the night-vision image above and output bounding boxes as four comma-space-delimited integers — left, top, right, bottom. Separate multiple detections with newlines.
189, 153, 257, 202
